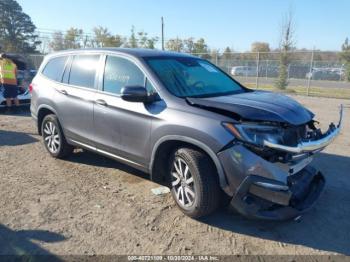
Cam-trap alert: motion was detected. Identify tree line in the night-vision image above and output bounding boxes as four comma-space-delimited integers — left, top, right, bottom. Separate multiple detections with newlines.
49, 26, 159, 51
48, 26, 212, 55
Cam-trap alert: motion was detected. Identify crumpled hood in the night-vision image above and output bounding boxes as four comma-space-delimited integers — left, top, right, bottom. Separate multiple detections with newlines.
187, 91, 314, 125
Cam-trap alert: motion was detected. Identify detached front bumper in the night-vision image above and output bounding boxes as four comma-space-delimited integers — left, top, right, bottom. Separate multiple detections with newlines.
230, 167, 325, 220
218, 145, 326, 220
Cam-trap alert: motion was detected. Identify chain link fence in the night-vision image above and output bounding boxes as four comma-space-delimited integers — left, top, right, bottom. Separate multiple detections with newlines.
24, 50, 350, 99
27, 54, 45, 70
192, 51, 350, 99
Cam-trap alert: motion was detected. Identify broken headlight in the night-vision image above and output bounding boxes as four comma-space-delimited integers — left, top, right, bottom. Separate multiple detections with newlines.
223, 123, 284, 146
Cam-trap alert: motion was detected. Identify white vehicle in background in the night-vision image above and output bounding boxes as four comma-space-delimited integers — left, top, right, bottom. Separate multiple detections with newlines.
0, 54, 35, 108
231, 66, 257, 77
0, 84, 31, 108
305, 67, 344, 81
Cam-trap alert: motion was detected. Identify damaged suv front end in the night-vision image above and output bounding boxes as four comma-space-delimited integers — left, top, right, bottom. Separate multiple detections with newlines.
187, 91, 343, 220
218, 106, 343, 220
145, 54, 343, 220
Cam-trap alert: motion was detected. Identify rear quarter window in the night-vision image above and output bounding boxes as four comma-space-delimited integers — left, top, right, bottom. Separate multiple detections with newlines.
42, 56, 67, 82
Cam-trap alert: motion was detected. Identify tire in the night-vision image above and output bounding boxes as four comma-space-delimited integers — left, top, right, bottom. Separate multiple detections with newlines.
169, 147, 221, 218
41, 114, 73, 158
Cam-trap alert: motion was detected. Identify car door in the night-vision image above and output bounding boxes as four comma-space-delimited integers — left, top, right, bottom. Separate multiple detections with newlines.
54, 54, 101, 146
93, 54, 155, 167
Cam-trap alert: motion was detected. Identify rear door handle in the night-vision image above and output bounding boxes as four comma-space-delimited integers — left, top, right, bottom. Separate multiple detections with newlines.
95, 99, 108, 106
57, 89, 68, 95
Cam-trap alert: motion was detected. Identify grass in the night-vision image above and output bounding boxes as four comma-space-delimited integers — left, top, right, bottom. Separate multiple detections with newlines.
244, 83, 350, 99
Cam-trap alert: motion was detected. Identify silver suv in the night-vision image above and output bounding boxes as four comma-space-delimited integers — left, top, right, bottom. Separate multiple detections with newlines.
31, 48, 343, 220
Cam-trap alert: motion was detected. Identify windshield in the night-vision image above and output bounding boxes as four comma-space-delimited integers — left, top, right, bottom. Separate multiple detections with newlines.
145, 57, 244, 98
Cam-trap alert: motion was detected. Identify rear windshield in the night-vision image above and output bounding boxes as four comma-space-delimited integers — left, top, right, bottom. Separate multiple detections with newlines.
144, 57, 244, 98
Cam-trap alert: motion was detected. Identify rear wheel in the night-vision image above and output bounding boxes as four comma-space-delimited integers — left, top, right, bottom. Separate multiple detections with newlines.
169, 147, 221, 218
41, 114, 73, 158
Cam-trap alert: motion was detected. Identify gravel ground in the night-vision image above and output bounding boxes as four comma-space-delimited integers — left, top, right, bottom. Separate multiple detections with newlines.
0, 95, 349, 256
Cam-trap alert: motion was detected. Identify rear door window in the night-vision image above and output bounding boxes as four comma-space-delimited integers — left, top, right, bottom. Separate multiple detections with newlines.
42, 56, 67, 82
69, 55, 100, 89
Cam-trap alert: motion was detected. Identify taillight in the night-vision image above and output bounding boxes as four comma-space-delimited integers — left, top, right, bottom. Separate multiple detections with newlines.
29, 83, 34, 93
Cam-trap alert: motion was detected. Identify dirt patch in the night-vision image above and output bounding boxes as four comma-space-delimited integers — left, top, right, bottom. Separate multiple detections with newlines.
0, 95, 349, 255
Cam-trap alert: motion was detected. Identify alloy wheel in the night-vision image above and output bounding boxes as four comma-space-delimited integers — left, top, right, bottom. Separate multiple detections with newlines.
43, 121, 60, 154
171, 157, 196, 208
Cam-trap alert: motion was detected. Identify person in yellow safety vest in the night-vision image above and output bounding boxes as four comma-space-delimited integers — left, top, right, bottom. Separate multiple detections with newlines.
0, 53, 19, 112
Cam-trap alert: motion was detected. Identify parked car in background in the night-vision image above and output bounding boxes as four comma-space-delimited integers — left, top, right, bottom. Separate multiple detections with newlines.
31, 48, 342, 220
231, 66, 257, 77
306, 68, 344, 81
0, 54, 34, 108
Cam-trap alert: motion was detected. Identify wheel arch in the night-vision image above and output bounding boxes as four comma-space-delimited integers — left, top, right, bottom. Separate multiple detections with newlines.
149, 136, 230, 193
36, 105, 58, 135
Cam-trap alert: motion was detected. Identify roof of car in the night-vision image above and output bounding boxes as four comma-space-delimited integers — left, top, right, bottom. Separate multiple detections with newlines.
48, 48, 196, 59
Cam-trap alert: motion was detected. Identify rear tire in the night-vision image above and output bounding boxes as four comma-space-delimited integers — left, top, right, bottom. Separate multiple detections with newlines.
169, 147, 221, 218
41, 114, 73, 158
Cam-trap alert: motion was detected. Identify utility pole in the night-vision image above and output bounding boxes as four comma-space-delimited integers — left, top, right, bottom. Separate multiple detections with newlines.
256, 52, 260, 88
161, 17, 165, 51
307, 47, 315, 96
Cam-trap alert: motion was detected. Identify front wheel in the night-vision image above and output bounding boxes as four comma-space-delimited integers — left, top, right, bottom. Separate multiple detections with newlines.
41, 114, 73, 158
169, 147, 221, 218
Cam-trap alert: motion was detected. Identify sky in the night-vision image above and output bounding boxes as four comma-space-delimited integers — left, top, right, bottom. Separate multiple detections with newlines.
17, 0, 350, 51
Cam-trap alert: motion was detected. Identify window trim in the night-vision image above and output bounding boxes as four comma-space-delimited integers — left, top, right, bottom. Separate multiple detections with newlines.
61, 56, 72, 84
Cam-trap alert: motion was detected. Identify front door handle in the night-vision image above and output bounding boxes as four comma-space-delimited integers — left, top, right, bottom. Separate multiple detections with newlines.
57, 89, 68, 95
95, 99, 108, 106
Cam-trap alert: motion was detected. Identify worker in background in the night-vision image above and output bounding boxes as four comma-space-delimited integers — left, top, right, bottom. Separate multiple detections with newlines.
0, 53, 19, 113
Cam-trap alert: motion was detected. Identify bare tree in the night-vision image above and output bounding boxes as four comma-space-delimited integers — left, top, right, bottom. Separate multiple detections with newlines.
166, 37, 183, 52
275, 8, 296, 90
49, 31, 65, 51
64, 27, 84, 49
92, 26, 125, 48
183, 37, 195, 53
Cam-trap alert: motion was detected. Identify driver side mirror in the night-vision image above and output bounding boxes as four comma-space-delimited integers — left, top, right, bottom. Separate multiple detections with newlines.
121, 86, 149, 103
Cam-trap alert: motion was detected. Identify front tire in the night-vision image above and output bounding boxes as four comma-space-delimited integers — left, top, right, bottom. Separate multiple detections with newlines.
169, 147, 221, 218
41, 114, 73, 158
